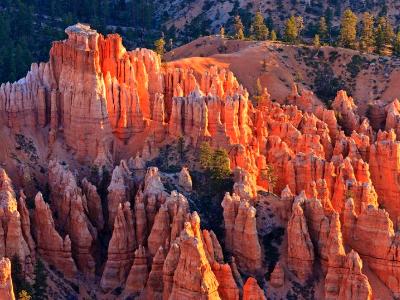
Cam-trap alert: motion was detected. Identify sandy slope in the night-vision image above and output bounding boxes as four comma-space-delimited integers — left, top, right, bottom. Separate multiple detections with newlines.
166, 36, 400, 113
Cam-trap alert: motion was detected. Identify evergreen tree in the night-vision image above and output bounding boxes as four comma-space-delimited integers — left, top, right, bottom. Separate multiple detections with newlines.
199, 142, 212, 170
253, 77, 263, 105
393, 32, 400, 57
313, 34, 321, 48
360, 12, 375, 52
270, 30, 277, 41
220, 26, 225, 37
233, 15, 245, 40
32, 259, 48, 300
18, 290, 32, 300
375, 16, 394, 55
154, 36, 166, 58
261, 164, 277, 193
251, 11, 269, 41
168, 39, 173, 51
318, 17, 328, 40
210, 148, 231, 182
284, 16, 299, 44
339, 9, 358, 49
256, 77, 263, 96
11, 255, 32, 296
324, 8, 334, 43
177, 136, 185, 160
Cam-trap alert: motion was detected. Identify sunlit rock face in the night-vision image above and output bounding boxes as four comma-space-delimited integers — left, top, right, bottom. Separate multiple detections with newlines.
2, 23, 400, 299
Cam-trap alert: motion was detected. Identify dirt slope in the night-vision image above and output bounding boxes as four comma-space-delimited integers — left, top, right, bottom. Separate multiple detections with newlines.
166, 36, 400, 113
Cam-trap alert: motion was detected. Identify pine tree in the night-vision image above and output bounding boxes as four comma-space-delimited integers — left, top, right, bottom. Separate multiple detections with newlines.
324, 8, 334, 43
254, 77, 263, 105
393, 32, 400, 57
11, 255, 32, 296
220, 26, 225, 37
261, 164, 277, 193
284, 16, 298, 44
256, 77, 263, 95
339, 9, 358, 49
210, 148, 231, 182
270, 30, 277, 41
313, 34, 321, 48
154, 36, 166, 58
318, 17, 328, 40
251, 11, 269, 41
199, 142, 212, 170
32, 259, 48, 300
168, 39, 173, 51
233, 15, 245, 40
177, 136, 185, 160
375, 16, 394, 55
18, 290, 32, 300
360, 12, 375, 52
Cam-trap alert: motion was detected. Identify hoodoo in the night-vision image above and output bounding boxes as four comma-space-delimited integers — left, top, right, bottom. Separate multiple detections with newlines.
0, 19, 400, 299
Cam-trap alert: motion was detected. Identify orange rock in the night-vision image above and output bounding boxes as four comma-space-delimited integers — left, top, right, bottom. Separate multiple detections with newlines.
33, 192, 77, 279
100, 202, 136, 291
143, 246, 166, 299
147, 203, 170, 257
169, 214, 220, 299
124, 245, 149, 296
221, 193, 262, 274
369, 130, 400, 220
242, 277, 266, 300
385, 99, 400, 137
48, 161, 96, 277
287, 203, 314, 283
0, 258, 15, 300
0, 170, 32, 270
212, 262, 239, 300
162, 242, 180, 300
5, 23, 400, 299
203, 230, 224, 264
178, 167, 193, 192
343, 199, 400, 297
270, 262, 284, 288
332, 90, 360, 134
17, 191, 36, 258
82, 178, 104, 231
338, 251, 372, 300
107, 163, 131, 230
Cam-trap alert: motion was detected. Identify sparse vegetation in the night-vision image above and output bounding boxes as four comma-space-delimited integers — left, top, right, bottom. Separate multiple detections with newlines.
314, 64, 346, 104
32, 259, 48, 300
11, 255, 32, 298
154, 36, 166, 59
261, 164, 278, 193
263, 226, 285, 280
346, 55, 370, 77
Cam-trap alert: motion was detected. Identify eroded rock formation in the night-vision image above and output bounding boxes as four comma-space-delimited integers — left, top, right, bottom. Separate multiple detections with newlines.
221, 193, 262, 274
0, 258, 15, 300
1, 23, 400, 299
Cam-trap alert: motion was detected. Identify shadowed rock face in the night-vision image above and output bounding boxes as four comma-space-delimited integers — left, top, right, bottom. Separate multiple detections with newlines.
1, 23, 400, 299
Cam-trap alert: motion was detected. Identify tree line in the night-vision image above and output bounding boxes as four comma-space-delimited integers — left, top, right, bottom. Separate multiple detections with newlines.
0, 0, 158, 84
154, 8, 400, 58
223, 9, 400, 56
